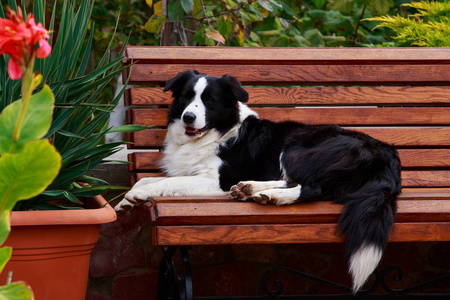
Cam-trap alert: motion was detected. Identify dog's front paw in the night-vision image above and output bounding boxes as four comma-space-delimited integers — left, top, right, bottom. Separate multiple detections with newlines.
114, 189, 155, 216
230, 182, 253, 201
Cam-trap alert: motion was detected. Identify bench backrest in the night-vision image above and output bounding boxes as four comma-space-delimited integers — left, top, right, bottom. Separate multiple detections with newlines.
122, 47, 450, 191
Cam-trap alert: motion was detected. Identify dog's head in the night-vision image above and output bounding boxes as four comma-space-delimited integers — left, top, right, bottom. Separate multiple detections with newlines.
164, 70, 249, 137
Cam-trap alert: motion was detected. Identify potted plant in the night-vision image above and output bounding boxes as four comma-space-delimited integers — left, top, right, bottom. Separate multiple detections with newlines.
0, 1, 138, 299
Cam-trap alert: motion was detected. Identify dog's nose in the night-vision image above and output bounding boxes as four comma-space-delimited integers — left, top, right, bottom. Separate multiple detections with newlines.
183, 112, 196, 125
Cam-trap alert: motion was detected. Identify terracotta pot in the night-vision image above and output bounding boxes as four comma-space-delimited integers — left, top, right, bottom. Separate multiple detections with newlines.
0, 194, 117, 300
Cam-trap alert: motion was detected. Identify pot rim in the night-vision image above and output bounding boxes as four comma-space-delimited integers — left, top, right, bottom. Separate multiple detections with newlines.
10, 194, 117, 226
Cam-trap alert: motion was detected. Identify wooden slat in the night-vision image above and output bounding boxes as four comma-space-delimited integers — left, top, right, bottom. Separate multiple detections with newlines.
129, 128, 450, 148
400, 188, 450, 200
255, 107, 450, 126
246, 86, 450, 106
145, 189, 450, 202
128, 129, 166, 148
151, 222, 450, 246
130, 107, 450, 127
351, 127, 450, 147
151, 200, 450, 226
127, 64, 450, 86
129, 152, 162, 172
133, 171, 450, 188
129, 149, 450, 172
124, 46, 450, 65
126, 86, 450, 107
398, 149, 450, 168
402, 171, 450, 188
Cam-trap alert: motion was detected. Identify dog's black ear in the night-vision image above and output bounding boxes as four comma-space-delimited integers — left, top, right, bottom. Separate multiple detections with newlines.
164, 70, 200, 93
221, 74, 249, 103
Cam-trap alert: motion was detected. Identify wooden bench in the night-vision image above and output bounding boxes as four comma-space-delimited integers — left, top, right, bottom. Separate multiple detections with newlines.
122, 47, 450, 298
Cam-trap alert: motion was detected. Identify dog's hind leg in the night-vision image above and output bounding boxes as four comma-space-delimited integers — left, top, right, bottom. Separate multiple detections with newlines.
252, 184, 301, 205
230, 180, 301, 205
230, 180, 289, 201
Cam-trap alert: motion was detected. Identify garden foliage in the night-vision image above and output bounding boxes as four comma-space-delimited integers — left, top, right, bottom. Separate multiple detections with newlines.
0, 0, 146, 211
366, 0, 450, 46
143, 0, 404, 47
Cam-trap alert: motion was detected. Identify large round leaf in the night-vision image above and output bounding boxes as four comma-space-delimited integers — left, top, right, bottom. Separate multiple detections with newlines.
0, 85, 54, 155
0, 139, 61, 210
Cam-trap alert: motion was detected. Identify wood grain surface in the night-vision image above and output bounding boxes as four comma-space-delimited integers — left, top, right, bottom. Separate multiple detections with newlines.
151, 200, 450, 226
152, 223, 450, 245
129, 107, 450, 127
133, 171, 450, 188
128, 149, 450, 171
125, 86, 450, 107
127, 64, 450, 85
128, 128, 450, 148
124, 46, 450, 64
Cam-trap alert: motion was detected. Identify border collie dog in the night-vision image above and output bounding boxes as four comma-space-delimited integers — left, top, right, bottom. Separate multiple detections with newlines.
115, 70, 401, 292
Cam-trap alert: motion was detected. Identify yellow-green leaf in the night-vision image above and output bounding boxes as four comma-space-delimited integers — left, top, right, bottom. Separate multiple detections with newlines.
144, 14, 166, 34
0, 247, 12, 274
0, 282, 33, 300
154, 1, 162, 15
0, 212, 11, 248
32, 74, 42, 90
146, 0, 153, 8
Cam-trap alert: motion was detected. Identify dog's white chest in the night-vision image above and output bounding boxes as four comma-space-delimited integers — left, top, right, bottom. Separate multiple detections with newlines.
161, 120, 224, 178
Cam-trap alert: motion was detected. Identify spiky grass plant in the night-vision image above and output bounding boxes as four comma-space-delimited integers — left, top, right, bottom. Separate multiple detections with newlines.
365, 0, 450, 47
0, 0, 140, 210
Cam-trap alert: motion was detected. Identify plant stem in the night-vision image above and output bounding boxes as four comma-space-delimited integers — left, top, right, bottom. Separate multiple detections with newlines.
12, 55, 35, 142
6, 271, 12, 285
352, 5, 367, 47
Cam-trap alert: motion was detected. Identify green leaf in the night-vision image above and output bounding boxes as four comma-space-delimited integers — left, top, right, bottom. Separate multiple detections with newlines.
323, 35, 346, 47
144, 14, 166, 34
77, 175, 109, 185
0, 211, 10, 247
370, 0, 394, 15
329, 0, 354, 14
56, 129, 87, 139
313, 0, 327, 9
0, 282, 33, 300
268, 0, 282, 9
70, 185, 112, 197
247, 4, 263, 20
257, 0, 273, 12
181, 0, 194, 14
0, 140, 61, 216
0, 246, 12, 274
168, 0, 179, 23
108, 124, 154, 133
0, 85, 54, 155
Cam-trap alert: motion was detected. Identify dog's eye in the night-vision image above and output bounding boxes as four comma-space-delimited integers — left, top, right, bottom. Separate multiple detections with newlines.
204, 97, 214, 103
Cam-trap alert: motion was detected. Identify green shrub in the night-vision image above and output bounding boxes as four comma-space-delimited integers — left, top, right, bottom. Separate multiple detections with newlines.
365, 0, 450, 46
143, 0, 404, 47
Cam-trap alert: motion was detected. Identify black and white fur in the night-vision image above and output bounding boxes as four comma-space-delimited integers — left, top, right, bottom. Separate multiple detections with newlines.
115, 70, 402, 292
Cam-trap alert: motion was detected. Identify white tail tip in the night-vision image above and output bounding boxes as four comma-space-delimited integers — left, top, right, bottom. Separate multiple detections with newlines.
349, 244, 383, 293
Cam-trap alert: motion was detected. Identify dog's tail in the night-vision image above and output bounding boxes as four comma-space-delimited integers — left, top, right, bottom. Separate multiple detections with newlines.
338, 183, 399, 292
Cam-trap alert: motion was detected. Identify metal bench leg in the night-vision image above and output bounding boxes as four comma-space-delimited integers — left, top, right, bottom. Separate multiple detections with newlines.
156, 246, 193, 300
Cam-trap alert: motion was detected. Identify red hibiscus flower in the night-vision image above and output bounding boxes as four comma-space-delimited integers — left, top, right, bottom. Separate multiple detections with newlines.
0, 6, 52, 80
